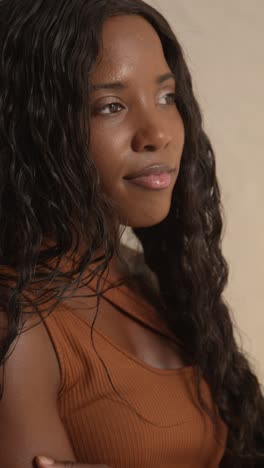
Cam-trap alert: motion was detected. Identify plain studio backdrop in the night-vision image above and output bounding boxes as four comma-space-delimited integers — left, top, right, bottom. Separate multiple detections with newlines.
121, 1, 264, 383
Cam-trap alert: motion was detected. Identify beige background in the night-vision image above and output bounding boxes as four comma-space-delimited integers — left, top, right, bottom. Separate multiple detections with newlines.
123, 1, 264, 383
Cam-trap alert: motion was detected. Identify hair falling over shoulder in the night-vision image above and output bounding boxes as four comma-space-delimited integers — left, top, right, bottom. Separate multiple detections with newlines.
0, 0, 263, 466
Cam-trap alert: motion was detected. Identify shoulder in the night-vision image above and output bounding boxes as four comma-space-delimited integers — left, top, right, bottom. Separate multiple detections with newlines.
1, 312, 60, 403
0, 313, 75, 467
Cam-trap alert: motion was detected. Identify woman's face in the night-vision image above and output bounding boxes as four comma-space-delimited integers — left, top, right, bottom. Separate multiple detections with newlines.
89, 15, 185, 228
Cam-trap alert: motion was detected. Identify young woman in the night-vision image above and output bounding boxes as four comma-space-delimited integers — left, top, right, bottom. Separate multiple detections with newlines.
0, 1, 263, 467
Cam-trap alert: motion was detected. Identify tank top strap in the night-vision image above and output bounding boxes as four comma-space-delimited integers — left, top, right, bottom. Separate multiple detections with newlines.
86, 266, 177, 342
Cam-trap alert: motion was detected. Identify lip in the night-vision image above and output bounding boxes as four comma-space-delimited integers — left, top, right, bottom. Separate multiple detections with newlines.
124, 164, 176, 180
125, 172, 173, 190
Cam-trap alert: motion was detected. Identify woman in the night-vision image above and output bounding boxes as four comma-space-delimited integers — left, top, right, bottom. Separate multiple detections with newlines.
0, 0, 263, 467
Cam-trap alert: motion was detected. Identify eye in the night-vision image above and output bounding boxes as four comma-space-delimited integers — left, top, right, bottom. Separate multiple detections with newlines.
96, 102, 125, 115
158, 92, 177, 105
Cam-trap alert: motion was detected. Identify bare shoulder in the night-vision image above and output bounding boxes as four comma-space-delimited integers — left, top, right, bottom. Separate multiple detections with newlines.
0, 313, 75, 468
1, 312, 60, 398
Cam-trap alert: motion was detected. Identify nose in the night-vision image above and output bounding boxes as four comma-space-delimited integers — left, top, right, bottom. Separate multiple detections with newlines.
131, 111, 172, 153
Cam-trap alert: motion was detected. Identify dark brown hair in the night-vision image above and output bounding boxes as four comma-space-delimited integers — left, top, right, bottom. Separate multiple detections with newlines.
0, 1, 263, 466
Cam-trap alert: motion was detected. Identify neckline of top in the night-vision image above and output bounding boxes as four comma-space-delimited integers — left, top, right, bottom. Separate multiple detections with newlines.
85, 265, 177, 341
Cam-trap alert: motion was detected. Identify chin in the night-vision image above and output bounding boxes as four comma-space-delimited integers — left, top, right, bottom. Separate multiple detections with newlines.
125, 205, 171, 228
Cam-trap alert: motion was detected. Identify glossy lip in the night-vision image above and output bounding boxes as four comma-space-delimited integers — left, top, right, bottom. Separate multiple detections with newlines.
123, 163, 176, 180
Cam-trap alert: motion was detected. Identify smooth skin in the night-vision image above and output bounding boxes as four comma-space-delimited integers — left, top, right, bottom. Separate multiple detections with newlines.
89, 15, 184, 228
0, 15, 184, 468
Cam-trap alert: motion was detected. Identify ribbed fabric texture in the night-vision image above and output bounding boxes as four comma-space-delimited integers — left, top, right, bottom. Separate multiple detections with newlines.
42, 269, 228, 467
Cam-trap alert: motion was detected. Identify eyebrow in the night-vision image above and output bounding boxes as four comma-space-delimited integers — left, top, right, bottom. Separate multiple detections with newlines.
91, 72, 176, 91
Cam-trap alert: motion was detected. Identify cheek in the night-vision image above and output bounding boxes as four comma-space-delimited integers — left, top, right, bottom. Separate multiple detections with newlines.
176, 113, 185, 163
89, 123, 128, 191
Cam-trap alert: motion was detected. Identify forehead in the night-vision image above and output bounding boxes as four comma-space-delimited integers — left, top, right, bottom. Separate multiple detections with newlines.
93, 15, 170, 80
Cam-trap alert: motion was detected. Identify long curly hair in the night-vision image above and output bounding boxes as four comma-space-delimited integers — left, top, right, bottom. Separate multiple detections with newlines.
0, 0, 263, 466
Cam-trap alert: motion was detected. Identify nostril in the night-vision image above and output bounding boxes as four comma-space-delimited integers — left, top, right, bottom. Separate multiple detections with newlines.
144, 144, 156, 152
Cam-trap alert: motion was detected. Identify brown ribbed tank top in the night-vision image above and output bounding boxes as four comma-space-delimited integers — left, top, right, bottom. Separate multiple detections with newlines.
42, 266, 228, 467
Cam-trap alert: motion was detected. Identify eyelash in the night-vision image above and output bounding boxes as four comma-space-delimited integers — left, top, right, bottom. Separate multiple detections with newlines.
94, 92, 177, 116
99, 102, 124, 115
161, 92, 177, 105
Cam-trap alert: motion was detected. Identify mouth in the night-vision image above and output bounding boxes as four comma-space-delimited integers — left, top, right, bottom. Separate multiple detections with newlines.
124, 163, 175, 180
123, 164, 176, 190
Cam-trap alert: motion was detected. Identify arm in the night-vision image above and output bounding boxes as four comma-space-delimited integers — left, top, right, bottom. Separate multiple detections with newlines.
0, 314, 77, 468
